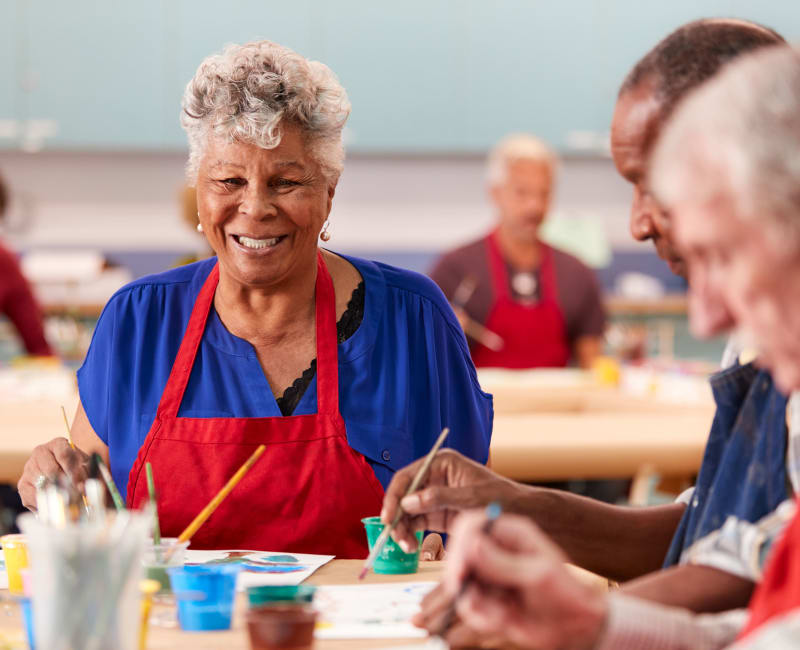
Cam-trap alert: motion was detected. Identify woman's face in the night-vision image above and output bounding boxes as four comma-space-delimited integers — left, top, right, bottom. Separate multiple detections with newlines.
195, 123, 335, 289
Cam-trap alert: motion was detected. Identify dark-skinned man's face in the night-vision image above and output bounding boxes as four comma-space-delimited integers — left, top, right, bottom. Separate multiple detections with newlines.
611, 81, 687, 278
611, 79, 735, 338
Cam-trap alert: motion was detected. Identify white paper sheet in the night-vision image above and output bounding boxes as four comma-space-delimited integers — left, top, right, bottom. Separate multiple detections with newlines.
183, 549, 333, 590
314, 582, 437, 639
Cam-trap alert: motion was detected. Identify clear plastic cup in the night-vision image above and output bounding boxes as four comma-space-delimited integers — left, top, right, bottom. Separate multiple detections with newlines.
142, 538, 190, 593
18, 511, 150, 650
1, 534, 29, 595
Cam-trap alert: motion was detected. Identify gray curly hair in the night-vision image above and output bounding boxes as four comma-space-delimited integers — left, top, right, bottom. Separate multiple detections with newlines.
181, 40, 351, 184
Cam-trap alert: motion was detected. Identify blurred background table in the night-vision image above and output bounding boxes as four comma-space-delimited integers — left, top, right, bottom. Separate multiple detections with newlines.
0, 367, 715, 488
481, 368, 715, 484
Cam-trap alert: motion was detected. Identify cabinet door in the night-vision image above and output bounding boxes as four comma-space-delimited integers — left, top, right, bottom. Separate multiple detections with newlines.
22, 0, 170, 149
0, 0, 22, 150
314, 0, 468, 152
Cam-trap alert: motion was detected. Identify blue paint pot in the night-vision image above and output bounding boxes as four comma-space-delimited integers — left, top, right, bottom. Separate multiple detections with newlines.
18, 597, 35, 649
167, 565, 240, 631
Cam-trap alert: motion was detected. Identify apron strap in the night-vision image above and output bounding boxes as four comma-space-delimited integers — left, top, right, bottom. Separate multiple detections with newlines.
157, 263, 220, 419
537, 244, 558, 302
156, 252, 340, 420
486, 231, 512, 301
314, 252, 339, 416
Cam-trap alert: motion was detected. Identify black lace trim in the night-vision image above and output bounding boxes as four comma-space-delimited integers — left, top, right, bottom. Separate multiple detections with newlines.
275, 281, 365, 416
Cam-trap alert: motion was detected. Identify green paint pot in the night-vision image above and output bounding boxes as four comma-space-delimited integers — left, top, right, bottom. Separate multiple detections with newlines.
246, 584, 317, 608
362, 517, 424, 574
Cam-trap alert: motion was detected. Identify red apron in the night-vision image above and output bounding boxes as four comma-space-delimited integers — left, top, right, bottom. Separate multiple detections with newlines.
127, 253, 385, 558
471, 232, 571, 369
738, 500, 800, 640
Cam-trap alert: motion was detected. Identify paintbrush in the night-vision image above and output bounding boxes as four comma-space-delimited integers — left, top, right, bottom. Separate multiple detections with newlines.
164, 444, 266, 560
145, 462, 161, 547
359, 427, 450, 580
93, 453, 126, 511
435, 501, 502, 638
60, 405, 91, 511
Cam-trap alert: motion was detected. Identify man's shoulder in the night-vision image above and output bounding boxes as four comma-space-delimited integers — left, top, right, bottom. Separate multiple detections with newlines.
431, 236, 488, 273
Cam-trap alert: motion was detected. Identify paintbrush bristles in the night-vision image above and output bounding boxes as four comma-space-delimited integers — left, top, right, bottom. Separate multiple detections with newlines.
360, 427, 450, 579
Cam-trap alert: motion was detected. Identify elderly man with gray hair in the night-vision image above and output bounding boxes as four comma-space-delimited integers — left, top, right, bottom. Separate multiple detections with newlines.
385, 22, 790, 638
435, 42, 800, 650
430, 133, 606, 370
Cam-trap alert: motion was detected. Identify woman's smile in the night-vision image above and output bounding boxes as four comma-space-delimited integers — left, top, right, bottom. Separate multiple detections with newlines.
230, 233, 289, 254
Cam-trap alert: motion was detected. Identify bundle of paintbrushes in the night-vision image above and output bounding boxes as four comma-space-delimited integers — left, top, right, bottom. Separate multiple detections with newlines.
18, 508, 151, 650
34, 454, 124, 528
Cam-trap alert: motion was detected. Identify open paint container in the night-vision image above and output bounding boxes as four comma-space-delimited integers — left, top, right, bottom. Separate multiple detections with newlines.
168, 564, 240, 631
246, 585, 317, 608
246, 603, 317, 650
361, 517, 424, 574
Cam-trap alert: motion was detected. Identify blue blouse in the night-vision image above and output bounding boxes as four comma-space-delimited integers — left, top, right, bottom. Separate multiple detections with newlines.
77, 254, 494, 497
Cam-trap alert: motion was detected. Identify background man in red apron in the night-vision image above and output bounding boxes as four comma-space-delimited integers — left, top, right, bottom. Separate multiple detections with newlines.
430, 134, 606, 369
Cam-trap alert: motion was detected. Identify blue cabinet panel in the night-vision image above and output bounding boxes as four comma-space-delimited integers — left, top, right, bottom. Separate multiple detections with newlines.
0, 0, 21, 150
23, 0, 170, 148
2, 0, 799, 152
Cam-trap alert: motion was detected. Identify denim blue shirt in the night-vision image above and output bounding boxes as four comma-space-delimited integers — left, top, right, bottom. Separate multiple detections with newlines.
77, 254, 494, 497
664, 362, 790, 569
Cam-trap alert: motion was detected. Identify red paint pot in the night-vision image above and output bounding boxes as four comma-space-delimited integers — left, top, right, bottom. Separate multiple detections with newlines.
246, 603, 317, 650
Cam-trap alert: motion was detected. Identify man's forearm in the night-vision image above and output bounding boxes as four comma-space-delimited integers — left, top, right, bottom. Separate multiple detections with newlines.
595, 592, 747, 650
622, 563, 755, 613
504, 484, 686, 581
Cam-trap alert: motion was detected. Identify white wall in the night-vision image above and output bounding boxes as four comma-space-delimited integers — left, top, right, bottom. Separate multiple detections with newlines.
0, 151, 643, 255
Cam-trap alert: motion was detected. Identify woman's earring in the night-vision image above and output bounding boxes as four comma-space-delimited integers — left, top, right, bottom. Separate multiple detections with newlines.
319, 220, 331, 242
196, 223, 203, 233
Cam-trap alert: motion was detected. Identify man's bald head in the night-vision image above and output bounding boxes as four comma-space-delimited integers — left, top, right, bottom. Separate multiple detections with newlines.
621, 18, 785, 123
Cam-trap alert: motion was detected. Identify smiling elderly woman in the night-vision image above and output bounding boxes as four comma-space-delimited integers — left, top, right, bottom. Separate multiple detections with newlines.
18, 41, 492, 557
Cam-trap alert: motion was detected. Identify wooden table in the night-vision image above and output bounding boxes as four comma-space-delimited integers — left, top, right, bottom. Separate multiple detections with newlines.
490, 410, 713, 481
0, 559, 609, 649
0, 386, 714, 485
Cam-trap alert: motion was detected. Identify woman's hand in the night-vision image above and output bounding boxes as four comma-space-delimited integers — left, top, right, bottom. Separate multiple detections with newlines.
420, 533, 445, 561
438, 511, 608, 650
381, 449, 523, 552
17, 438, 90, 510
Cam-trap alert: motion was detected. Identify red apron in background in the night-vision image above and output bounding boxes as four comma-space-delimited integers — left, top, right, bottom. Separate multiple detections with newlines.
127, 253, 384, 558
471, 232, 571, 369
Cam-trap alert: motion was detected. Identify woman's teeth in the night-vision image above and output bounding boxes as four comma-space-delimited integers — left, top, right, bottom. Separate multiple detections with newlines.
237, 235, 281, 249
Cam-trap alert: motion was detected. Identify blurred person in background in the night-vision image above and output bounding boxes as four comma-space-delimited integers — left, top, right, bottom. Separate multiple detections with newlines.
379, 19, 788, 645
430, 134, 606, 369
16, 40, 492, 557
0, 171, 53, 357
172, 184, 213, 266
435, 42, 800, 650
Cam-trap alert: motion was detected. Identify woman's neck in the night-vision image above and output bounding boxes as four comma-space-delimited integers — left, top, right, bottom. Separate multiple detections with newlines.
214, 262, 317, 347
